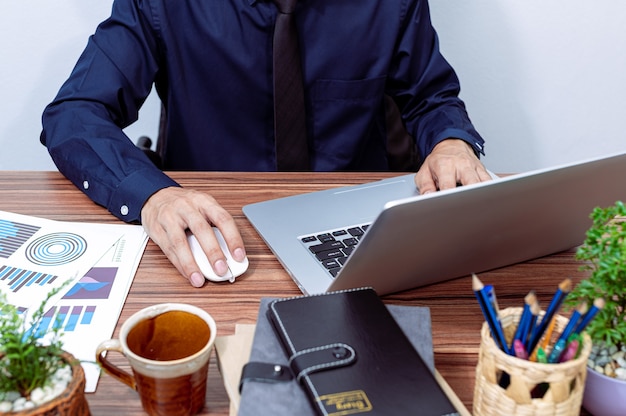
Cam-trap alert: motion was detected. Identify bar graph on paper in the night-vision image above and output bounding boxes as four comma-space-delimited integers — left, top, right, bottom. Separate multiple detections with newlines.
0, 219, 41, 258
0, 265, 59, 293
32, 305, 97, 337
30, 266, 117, 336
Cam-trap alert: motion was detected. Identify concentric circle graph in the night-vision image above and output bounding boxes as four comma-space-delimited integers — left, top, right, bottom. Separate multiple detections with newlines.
25, 233, 88, 266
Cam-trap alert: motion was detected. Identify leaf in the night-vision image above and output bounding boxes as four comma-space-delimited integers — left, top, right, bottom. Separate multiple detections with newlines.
569, 201, 626, 349
0, 279, 73, 397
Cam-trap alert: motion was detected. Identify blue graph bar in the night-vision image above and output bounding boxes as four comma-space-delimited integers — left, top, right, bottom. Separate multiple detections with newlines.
81, 306, 96, 325
0, 265, 18, 280
54, 306, 70, 330
10, 270, 29, 291
65, 306, 83, 331
39, 274, 57, 285
34, 307, 56, 338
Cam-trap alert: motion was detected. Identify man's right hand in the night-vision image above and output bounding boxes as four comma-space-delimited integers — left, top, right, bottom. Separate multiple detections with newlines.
140, 187, 247, 288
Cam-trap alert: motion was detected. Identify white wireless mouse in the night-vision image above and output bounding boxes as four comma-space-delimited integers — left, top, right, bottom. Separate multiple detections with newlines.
186, 228, 249, 283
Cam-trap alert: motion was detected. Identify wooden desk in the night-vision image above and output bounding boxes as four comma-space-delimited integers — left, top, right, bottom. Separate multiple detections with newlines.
0, 171, 590, 415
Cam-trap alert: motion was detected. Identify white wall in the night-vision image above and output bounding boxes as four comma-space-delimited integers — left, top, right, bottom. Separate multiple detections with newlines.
431, 1, 626, 172
1, 1, 625, 172
0, 0, 160, 171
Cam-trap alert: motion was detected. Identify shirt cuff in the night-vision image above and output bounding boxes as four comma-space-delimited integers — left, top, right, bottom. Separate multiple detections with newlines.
431, 128, 485, 158
109, 169, 180, 223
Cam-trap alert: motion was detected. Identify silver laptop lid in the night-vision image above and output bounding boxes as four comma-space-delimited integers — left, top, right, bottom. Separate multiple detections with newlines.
244, 151, 626, 295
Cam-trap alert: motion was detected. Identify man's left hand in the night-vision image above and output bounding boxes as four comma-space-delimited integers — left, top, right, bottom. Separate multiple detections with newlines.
414, 139, 492, 194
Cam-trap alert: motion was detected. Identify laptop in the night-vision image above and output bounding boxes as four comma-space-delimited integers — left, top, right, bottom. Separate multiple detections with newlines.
242, 151, 626, 295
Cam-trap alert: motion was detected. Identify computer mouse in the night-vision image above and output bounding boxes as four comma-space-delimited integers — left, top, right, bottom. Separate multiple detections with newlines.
186, 228, 249, 283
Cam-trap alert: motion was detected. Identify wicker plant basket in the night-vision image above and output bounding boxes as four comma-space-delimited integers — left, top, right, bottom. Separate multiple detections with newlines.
4, 351, 90, 416
473, 307, 591, 416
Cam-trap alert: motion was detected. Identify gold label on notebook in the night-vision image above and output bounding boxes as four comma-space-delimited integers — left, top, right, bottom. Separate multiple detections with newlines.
317, 390, 373, 415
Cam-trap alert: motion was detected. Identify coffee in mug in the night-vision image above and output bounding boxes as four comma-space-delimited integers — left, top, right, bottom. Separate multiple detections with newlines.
96, 303, 216, 416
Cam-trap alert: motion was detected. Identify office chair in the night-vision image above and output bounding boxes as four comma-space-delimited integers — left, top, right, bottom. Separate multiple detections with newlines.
136, 103, 167, 170
136, 97, 419, 172
383, 96, 420, 171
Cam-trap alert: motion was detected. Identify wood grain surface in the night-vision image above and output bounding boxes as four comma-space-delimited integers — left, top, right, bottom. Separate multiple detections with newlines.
0, 171, 591, 415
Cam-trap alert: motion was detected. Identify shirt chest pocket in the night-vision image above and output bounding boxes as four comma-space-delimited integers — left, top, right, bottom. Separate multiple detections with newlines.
310, 76, 386, 143
308, 76, 389, 169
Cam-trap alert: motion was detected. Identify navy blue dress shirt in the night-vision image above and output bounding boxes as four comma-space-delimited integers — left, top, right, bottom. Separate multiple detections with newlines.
41, 0, 485, 223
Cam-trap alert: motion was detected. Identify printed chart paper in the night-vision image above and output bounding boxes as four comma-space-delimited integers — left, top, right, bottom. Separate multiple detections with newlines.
0, 210, 149, 392
0, 210, 122, 312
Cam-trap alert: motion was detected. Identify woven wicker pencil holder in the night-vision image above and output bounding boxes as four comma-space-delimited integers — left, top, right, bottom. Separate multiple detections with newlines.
473, 307, 591, 416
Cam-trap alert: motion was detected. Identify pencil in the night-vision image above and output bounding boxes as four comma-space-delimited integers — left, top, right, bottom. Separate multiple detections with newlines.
536, 347, 547, 363
574, 298, 605, 335
527, 278, 572, 355
513, 339, 528, 360
485, 284, 501, 316
558, 334, 582, 363
536, 314, 556, 357
547, 338, 567, 363
525, 299, 541, 353
512, 291, 535, 349
472, 274, 510, 354
555, 301, 587, 347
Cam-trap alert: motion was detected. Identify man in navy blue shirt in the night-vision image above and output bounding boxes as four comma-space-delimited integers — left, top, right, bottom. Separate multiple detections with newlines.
41, 0, 491, 287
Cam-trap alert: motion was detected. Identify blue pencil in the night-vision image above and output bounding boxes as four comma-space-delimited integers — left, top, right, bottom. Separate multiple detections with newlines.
574, 298, 605, 335
473, 274, 510, 354
524, 299, 541, 353
512, 291, 535, 350
555, 301, 587, 347
527, 278, 572, 355
485, 284, 501, 316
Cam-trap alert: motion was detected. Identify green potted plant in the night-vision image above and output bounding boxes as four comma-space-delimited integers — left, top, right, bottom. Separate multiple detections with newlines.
0, 284, 90, 415
565, 200, 626, 416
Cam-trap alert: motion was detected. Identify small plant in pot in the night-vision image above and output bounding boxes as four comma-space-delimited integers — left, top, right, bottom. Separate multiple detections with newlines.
565, 200, 626, 416
0, 284, 90, 415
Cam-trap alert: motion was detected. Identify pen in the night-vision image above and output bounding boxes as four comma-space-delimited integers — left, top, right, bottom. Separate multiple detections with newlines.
574, 298, 605, 335
554, 301, 587, 347
527, 278, 572, 355
472, 274, 510, 354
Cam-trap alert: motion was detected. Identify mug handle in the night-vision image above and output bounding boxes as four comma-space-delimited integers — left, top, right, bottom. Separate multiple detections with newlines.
96, 339, 137, 390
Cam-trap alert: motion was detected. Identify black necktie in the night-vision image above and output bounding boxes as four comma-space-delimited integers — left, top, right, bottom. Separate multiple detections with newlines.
272, 0, 310, 171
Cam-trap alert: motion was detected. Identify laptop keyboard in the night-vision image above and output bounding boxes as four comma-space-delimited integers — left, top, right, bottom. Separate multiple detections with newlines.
299, 223, 371, 278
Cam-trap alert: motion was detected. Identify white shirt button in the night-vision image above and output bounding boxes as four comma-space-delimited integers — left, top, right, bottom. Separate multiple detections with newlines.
83, 180, 89, 190
120, 205, 129, 216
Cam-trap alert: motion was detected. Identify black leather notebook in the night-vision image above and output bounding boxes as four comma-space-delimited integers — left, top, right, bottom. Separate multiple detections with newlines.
264, 287, 459, 416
